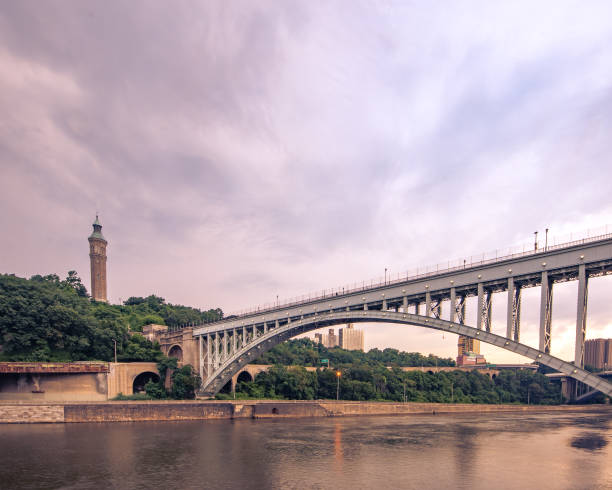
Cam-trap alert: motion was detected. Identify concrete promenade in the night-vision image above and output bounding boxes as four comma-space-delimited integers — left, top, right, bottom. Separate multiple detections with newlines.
1, 400, 609, 423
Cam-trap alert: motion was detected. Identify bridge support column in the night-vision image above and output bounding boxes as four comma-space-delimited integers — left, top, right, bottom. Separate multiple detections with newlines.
214, 333, 219, 369
507, 277, 521, 341
232, 328, 237, 354
275, 319, 280, 329
222, 332, 227, 363
242, 326, 246, 346
403, 296, 408, 312
425, 290, 431, 317
450, 287, 457, 322
575, 263, 588, 368
263, 321, 268, 334
363, 303, 368, 311
198, 335, 204, 381
477, 284, 492, 332
539, 271, 553, 353
382, 298, 387, 310
414, 302, 420, 315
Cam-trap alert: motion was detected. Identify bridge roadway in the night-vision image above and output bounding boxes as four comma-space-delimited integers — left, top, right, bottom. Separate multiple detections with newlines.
193, 234, 612, 397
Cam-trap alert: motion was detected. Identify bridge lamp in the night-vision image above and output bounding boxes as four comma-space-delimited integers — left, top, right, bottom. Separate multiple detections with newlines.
336, 371, 342, 400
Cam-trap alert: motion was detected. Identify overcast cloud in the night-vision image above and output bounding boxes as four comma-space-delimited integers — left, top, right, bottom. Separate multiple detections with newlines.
1, 1, 611, 362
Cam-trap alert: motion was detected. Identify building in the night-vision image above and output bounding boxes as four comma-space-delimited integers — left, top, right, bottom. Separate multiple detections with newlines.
457, 335, 486, 366
339, 323, 364, 351
584, 339, 612, 370
88, 215, 108, 302
314, 329, 339, 348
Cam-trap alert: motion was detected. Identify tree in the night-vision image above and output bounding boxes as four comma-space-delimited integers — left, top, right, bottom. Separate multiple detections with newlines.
171, 365, 202, 399
64, 271, 88, 297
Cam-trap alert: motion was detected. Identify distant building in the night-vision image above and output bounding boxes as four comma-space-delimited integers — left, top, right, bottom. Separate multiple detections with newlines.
314, 329, 339, 348
339, 323, 364, 351
584, 339, 612, 370
314, 325, 364, 351
88, 215, 108, 302
457, 335, 485, 366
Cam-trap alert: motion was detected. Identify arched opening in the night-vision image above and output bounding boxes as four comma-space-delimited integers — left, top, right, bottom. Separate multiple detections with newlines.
235, 371, 253, 394
133, 372, 160, 393
168, 345, 183, 362
237, 371, 253, 384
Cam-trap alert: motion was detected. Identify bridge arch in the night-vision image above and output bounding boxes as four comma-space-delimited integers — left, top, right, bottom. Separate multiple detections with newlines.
199, 311, 612, 398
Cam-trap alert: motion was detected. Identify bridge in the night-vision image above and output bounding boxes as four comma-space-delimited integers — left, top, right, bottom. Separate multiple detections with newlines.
189, 232, 612, 398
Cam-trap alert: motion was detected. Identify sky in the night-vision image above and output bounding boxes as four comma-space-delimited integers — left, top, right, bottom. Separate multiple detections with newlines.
1, 1, 611, 363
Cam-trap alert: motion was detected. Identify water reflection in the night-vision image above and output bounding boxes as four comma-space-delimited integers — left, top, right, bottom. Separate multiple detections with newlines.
0, 411, 611, 489
570, 432, 608, 451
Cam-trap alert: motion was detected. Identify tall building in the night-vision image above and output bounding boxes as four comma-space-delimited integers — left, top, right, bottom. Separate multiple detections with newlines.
584, 339, 612, 370
457, 335, 486, 366
339, 323, 364, 351
458, 336, 480, 356
88, 215, 108, 302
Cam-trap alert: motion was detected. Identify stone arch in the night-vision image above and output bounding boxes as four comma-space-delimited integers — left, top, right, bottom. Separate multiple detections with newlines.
237, 371, 253, 384
132, 371, 160, 393
198, 310, 612, 398
168, 344, 183, 362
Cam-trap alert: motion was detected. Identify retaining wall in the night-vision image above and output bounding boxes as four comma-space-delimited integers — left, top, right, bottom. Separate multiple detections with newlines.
1, 400, 609, 424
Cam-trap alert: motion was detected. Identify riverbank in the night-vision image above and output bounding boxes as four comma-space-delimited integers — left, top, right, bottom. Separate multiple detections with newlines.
1, 399, 609, 423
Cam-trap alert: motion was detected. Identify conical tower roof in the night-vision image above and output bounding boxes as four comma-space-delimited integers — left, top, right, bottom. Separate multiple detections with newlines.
89, 214, 106, 241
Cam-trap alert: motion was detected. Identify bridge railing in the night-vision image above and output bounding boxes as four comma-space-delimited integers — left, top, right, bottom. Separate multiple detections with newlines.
201, 225, 612, 325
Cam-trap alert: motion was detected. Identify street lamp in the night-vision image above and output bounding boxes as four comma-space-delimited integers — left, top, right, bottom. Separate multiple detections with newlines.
112, 339, 117, 364
384, 268, 387, 285
336, 370, 341, 400
534, 231, 538, 251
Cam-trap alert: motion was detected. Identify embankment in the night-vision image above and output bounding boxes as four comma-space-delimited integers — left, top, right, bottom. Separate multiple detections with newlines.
0, 400, 609, 423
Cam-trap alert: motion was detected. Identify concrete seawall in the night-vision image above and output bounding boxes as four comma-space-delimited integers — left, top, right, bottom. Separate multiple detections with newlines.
1, 400, 610, 423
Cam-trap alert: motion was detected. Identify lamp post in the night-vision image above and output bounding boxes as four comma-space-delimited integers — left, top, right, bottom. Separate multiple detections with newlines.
384, 268, 387, 285
112, 339, 117, 364
534, 231, 538, 251
545, 228, 549, 251
336, 370, 341, 400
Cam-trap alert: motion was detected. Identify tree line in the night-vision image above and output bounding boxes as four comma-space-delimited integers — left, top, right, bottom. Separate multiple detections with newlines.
224, 339, 563, 405
253, 338, 456, 367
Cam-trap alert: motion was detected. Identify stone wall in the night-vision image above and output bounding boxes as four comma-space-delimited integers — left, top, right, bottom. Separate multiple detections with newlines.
0, 404, 64, 423
2, 401, 608, 424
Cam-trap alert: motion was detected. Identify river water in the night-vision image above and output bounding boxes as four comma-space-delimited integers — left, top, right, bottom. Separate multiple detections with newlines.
1, 410, 610, 489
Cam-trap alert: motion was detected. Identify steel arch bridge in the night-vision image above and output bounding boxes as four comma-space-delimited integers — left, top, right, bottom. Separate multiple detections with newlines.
198, 311, 612, 398
192, 232, 612, 398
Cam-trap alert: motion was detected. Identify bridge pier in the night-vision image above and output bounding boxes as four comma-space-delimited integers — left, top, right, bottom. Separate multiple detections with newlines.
575, 263, 588, 368
506, 277, 521, 341
539, 271, 553, 353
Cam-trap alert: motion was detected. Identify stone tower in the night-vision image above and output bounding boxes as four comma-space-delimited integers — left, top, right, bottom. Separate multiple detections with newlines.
88, 215, 108, 302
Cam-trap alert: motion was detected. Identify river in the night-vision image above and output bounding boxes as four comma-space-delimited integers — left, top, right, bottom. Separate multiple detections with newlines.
1, 410, 610, 489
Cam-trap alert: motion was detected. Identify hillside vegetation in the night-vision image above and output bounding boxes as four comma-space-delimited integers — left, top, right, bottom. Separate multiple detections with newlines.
0, 273, 222, 362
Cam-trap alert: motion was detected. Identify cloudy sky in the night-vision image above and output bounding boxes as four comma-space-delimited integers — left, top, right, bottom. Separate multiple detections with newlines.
1, 1, 611, 363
